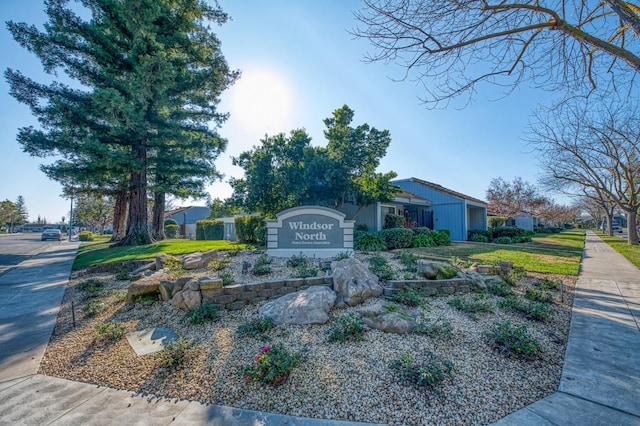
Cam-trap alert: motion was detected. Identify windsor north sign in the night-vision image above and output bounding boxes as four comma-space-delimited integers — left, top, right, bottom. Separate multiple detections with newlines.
266, 206, 354, 258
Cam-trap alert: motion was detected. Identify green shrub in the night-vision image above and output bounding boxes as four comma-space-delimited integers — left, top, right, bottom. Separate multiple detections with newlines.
182, 303, 218, 325
491, 226, 525, 239
354, 231, 386, 251
390, 351, 453, 389
156, 338, 198, 368
291, 262, 319, 278
391, 284, 427, 307
235, 215, 265, 244
384, 213, 405, 229
493, 236, 512, 244
412, 233, 436, 247
355, 223, 369, 232
329, 312, 365, 342
208, 257, 231, 271
395, 250, 418, 272
468, 229, 492, 241
536, 277, 561, 291
381, 227, 414, 250
78, 231, 94, 241
369, 254, 395, 280
487, 281, 515, 297
236, 316, 275, 337
414, 316, 453, 339
77, 279, 105, 296
164, 218, 179, 226
524, 287, 553, 304
83, 299, 108, 317
94, 322, 126, 342
114, 270, 130, 281
490, 321, 542, 358
195, 220, 224, 240
333, 251, 351, 261
498, 297, 554, 322
164, 224, 179, 238
252, 253, 272, 276
411, 227, 431, 235
431, 230, 451, 246
448, 294, 493, 319
286, 253, 309, 268
219, 272, 235, 286
470, 233, 489, 243
511, 235, 532, 243
243, 343, 302, 386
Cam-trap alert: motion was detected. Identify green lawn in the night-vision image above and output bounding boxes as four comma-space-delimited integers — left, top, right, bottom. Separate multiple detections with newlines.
413, 229, 586, 275
73, 235, 253, 269
596, 232, 640, 270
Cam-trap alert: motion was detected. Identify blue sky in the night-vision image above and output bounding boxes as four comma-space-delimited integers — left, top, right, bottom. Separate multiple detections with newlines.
0, 0, 554, 223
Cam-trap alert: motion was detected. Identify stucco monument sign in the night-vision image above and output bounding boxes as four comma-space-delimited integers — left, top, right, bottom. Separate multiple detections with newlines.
266, 206, 355, 258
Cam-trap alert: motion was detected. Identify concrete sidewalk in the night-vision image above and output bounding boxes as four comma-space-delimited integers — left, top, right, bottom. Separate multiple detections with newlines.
1, 232, 639, 425
493, 231, 640, 425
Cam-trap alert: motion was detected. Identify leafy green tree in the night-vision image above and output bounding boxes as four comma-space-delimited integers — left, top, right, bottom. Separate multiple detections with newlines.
207, 197, 239, 219
230, 105, 398, 217
73, 194, 114, 233
6, 0, 237, 246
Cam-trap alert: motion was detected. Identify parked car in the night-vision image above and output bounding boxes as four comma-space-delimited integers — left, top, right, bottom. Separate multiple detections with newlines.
41, 229, 64, 241
612, 224, 622, 233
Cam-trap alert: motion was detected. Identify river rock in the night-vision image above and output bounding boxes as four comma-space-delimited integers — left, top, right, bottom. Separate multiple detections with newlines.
258, 286, 337, 325
356, 300, 420, 334
331, 257, 383, 307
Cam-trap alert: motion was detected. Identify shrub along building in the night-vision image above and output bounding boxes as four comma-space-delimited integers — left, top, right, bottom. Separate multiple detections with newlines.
347, 177, 487, 241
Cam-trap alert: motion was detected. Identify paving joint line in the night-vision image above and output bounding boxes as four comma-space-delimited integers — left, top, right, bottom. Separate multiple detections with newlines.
558, 389, 640, 419
614, 279, 640, 332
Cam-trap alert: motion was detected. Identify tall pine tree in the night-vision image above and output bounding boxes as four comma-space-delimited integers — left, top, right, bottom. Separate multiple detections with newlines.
6, 0, 238, 245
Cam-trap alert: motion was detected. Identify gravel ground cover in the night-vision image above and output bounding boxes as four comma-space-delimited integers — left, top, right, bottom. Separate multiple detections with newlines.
40, 251, 576, 426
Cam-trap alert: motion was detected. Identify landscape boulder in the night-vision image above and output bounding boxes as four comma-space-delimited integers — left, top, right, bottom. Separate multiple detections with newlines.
129, 261, 156, 281
417, 260, 456, 280
156, 253, 179, 271
125, 270, 169, 303
356, 300, 420, 334
171, 288, 202, 309
181, 250, 218, 270
258, 286, 337, 325
331, 257, 383, 307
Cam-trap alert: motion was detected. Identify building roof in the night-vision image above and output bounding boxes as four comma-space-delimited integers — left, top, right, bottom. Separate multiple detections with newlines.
395, 177, 487, 206
164, 206, 191, 218
394, 189, 431, 206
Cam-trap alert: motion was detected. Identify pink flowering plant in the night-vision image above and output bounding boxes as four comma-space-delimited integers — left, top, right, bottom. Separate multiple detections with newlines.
243, 343, 302, 385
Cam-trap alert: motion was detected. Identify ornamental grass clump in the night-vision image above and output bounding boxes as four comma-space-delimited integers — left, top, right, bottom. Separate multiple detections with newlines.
391, 284, 428, 308
236, 316, 275, 337
182, 303, 218, 325
390, 351, 453, 389
156, 338, 198, 368
243, 344, 302, 386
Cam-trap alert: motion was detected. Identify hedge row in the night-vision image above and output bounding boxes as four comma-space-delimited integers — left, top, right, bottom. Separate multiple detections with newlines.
355, 227, 451, 251
468, 226, 535, 244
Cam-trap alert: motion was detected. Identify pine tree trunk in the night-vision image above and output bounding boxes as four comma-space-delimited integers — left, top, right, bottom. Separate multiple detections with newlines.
152, 191, 166, 240
110, 189, 127, 242
118, 141, 152, 246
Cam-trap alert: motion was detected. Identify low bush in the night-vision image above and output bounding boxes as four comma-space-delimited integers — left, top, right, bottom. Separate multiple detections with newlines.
94, 321, 126, 343
524, 287, 553, 304
333, 251, 351, 261
252, 253, 272, 276
164, 224, 179, 238
487, 281, 515, 297
381, 228, 414, 250
489, 321, 542, 358
491, 226, 525, 239
448, 294, 493, 319
391, 284, 427, 308
384, 213, 405, 229
164, 257, 186, 279
156, 338, 198, 368
291, 261, 319, 278
83, 299, 108, 318
196, 220, 224, 240
468, 229, 492, 241
236, 316, 275, 337
437, 264, 459, 280
78, 231, 94, 241
493, 236, 512, 244
411, 227, 431, 236
208, 257, 231, 271
431, 230, 451, 246
470, 233, 489, 243
414, 316, 453, 339
354, 231, 386, 252
219, 272, 235, 286
329, 312, 365, 342
243, 344, 302, 386
536, 277, 561, 291
114, 270, 130, 281
412, 233, 436, 247
368, 254, 395, 280
395, 250, 418, 272
182, 303, 218, 325
498, 297, 554, 322
390, 351, 454, 389
77, 279, 105, 296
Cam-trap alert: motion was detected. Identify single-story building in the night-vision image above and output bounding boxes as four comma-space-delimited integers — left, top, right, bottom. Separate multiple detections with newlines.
342, 177, 487, 241
164, 206, 211, 238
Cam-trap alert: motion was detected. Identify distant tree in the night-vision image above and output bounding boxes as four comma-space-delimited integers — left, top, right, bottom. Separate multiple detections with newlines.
529, 100, 640, 244
208, 198, 239, 219
73, 194, 114, 233
537, 199, 579, 227
354, 1, 640, 107
486, 177, 547, 221
6, 0, 238, 246
15, 196, 28, 224
230, 105, 398, 217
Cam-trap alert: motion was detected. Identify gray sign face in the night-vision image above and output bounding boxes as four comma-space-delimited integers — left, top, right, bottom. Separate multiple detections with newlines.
278, 214, 343, 249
